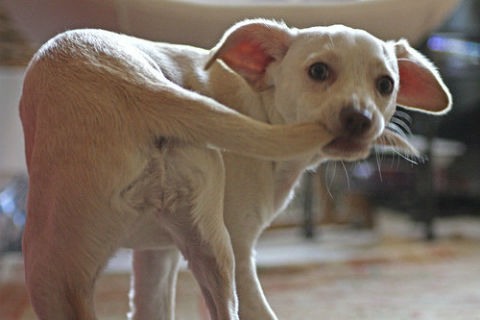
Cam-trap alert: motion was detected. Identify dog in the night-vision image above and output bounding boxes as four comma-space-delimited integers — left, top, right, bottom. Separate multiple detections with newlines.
20, 19, 451, 320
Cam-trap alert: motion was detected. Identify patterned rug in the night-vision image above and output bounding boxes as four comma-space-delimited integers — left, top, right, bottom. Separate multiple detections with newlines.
2, 236, 480, 320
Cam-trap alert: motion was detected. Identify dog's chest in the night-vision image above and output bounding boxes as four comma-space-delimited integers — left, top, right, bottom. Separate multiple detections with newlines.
224, 155, 306, 216
272, 161, 308, 213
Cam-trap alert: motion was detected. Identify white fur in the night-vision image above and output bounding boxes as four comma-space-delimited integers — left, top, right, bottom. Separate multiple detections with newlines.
20, 19, 451, 320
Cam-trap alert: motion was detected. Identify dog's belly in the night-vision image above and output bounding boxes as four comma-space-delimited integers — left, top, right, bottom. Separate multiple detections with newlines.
119, 143, 225, 250
117, 151, 178, 250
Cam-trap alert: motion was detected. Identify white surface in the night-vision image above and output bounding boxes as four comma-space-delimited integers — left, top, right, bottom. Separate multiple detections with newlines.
0, 68, 26, 174
5, 0, 460, 48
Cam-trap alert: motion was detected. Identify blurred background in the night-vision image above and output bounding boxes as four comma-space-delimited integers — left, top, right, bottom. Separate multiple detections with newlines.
1, 1, 480, 319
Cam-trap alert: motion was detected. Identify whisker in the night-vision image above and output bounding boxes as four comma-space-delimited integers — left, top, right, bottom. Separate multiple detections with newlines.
378, 125, 424, 166
392, 146, 421, 164
382, 134, 401, 169
392, 110, 412, 123
386, 122, 408, 138
326, 34, 335, 50
374, 148, 383, 182
340, 161, 350, 190
324, 161, 336, 199
390, 117, 412, 135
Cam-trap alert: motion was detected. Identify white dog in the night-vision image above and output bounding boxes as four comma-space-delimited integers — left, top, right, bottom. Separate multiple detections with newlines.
20, 19, 451, 320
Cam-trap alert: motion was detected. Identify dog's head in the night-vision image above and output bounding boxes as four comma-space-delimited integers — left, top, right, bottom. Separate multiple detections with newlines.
206, 19, 451, 161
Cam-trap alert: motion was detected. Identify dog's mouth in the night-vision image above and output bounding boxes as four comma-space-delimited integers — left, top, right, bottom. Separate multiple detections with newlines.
323, 136, 372, 157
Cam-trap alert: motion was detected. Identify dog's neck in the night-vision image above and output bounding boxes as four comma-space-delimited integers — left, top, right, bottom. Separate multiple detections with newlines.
202, 62, 273, 124
258, 90, 291, 125
161, 47, 323, 214
204, 61, 324, 212
162, 45, 289, 127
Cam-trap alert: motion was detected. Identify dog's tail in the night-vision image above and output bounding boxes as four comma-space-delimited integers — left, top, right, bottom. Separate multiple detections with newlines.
23, 30, 333, 162
135, 82, 333, 160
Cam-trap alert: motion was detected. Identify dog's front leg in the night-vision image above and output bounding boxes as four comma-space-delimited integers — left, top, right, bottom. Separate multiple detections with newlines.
233, 238, 278, 320
129, 248, 181, 320
224, 198, 278, 318
223, 158, 279, 320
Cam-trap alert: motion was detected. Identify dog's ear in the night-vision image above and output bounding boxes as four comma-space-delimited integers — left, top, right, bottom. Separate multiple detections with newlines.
394, 39, 452, 114
205, 19, 294, 90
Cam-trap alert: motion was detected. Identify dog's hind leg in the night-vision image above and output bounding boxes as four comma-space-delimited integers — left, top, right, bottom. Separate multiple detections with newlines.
23, 180, 138, 320
164, 210, 238, 320
129, 248, 181, 320
159, 146, 239, 320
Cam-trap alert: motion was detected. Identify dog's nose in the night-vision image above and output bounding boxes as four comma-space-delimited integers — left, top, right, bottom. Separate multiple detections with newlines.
340, 106, 372, 136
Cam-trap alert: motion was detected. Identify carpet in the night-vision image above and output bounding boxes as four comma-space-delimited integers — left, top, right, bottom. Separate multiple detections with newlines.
260, 246, 480, 320
2, 213, 480, 320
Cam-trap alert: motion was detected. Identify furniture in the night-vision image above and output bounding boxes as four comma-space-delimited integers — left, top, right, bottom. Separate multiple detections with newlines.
4, 0, 460, 48
2, 0, 463, 241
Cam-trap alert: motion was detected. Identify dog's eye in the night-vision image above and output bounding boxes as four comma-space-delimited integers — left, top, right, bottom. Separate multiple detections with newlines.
308, 62, 330, 81
377, 76, 394, 96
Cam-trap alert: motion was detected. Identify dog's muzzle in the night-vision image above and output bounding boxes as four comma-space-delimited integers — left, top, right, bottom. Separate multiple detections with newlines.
322, 106, 376, 158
